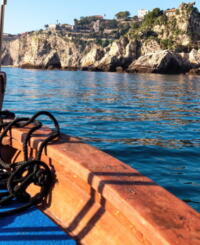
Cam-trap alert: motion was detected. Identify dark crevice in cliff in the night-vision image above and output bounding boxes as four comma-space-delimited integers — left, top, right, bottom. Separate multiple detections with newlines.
45, 53, 61, 69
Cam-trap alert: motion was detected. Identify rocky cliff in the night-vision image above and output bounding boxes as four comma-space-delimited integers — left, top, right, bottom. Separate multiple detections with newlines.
2, 2, 200, 74
2, 32, 138, 72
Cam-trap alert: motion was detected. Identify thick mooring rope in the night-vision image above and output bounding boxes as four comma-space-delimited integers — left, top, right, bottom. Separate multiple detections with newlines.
0, 110, 60, 216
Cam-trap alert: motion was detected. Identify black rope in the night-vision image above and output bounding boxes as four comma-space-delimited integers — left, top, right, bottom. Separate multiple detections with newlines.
22, 120, 42, 162
0, 110, 60, 217
0, 110, 15, 120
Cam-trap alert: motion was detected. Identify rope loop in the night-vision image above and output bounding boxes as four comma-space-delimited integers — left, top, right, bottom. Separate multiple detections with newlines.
0, 110, 59, 216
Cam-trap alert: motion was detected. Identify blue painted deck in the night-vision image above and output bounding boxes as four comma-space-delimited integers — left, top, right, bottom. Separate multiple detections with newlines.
0, 208, 76, 244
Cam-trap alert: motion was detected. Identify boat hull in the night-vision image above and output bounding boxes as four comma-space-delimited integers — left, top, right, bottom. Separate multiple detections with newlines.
1, 125, 200, 245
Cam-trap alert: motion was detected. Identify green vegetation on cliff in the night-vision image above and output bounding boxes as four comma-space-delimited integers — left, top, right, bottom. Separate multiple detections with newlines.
115, 11, 131, 20
2, 2, 200, 73
127, 2, 200, 52
28, 2, 199, 54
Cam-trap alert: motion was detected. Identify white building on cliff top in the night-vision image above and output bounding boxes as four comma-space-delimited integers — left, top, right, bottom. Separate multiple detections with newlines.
138, 9, 149, 19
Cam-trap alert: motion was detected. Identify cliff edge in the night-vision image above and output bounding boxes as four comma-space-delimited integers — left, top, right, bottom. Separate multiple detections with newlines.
2, 2, 200, 74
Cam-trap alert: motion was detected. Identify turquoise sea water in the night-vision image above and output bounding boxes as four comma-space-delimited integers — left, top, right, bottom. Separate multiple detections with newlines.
1, 67, 200, 243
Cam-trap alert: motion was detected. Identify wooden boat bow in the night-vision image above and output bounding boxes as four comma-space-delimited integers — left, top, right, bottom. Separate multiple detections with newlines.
1, 124, 200, 245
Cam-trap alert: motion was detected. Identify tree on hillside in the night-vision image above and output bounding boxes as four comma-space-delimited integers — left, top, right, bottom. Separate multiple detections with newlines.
74, 19, 78, 25
143, 8, 163, 26
115, 11, 130, 20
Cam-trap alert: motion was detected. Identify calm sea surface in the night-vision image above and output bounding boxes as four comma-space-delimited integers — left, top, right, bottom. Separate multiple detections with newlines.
2, 68, 200, 215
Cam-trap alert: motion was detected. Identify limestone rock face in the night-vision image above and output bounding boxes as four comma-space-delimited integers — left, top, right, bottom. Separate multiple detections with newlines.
2, 34, 138, 72
128, 50, 189, 74
1, 27, 200, 74
2, 33, 83, 69
93, 37, 138, 71
80, 45, 104, 69
80, 37, 138, 71
179, 49, 200, 69
151, 3, 200, 47
141, 40, 162, 55
188, 49, 200, 67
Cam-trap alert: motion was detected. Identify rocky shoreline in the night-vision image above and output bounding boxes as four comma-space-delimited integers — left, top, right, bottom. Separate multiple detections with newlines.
4, 47, 200, 76
2, 33, 200, 75
2, 2, 200, 75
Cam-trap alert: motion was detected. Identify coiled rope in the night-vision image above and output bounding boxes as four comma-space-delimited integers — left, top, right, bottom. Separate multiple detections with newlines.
0, 110, 60, 216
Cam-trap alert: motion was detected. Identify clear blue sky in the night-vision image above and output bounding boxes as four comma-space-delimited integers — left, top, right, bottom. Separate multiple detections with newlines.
4, 0, 200, 34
